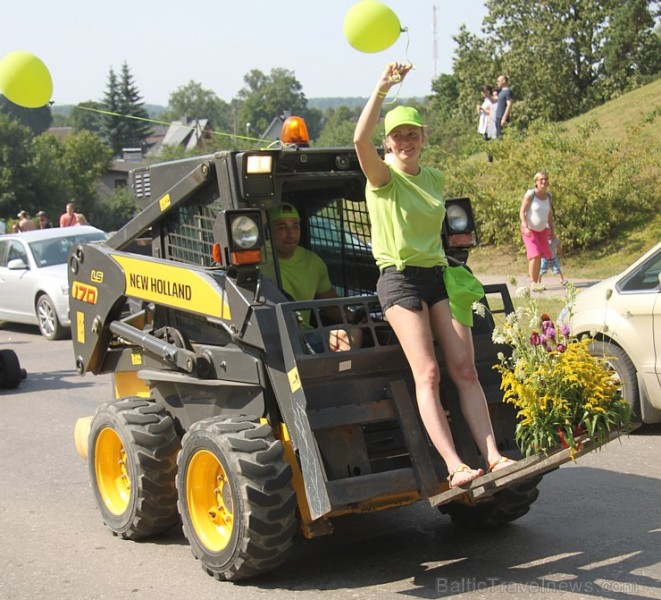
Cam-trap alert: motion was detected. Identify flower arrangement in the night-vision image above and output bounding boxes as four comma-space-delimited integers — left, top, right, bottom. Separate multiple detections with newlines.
475, 282, 631, 457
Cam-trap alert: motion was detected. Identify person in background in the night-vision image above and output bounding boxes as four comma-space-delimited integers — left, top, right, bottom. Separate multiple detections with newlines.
17, 210, 36, 231
76, 214, 88, 226
0, 217, 6, 235
59, 202, 77, 227
11, 223, 21, 233
540, 233, 566, 286
520, 171, 555, 291
354, 62, 516, 491
36, 211, 52, 229
476, 84, 496, 162
495, 75, 513, 137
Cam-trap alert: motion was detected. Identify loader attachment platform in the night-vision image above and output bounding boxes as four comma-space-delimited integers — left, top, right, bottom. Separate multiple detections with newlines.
428, 425, 638, 507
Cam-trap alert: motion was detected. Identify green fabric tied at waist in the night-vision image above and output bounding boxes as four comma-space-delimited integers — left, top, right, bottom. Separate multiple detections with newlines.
443, 265, 484, 327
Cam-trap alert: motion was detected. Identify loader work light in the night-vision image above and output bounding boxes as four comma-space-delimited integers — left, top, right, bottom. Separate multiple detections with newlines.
443, 198, 478, 249
213, 209, 264, 266
246, 154, 273, 174
280, 116, 310, 146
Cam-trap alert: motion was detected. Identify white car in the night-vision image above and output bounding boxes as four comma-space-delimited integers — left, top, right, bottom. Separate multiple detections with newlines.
568, 241, 661, 423
0, 226, 107, 340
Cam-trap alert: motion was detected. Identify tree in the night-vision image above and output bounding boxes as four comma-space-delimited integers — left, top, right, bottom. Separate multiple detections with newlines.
70, 101, 106, 136
479, 0, 661, 122
236, 68, 319, 140
161, 81, 234, 148
315, 105, 360, 147
101, 63, 152, 155
0, 96, 52, 135
0, 114, 38, 216
60, 130, 113, 221
601, 0, 661, 91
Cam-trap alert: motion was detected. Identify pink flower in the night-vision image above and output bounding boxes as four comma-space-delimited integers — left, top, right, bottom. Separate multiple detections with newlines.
530, 331, 541, 346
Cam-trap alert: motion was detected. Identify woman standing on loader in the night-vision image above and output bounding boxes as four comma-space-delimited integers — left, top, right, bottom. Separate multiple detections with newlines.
353, 62, 515, 489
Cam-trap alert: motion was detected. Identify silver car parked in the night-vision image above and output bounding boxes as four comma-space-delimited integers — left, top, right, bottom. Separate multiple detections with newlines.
0, 226, 107, 340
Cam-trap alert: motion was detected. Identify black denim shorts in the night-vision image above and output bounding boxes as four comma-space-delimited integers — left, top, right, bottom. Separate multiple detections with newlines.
377, 266, 449, 312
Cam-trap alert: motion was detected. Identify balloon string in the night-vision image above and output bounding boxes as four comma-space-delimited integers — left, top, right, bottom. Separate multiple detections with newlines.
73, 104, 263, 145
383, 27, 412, 105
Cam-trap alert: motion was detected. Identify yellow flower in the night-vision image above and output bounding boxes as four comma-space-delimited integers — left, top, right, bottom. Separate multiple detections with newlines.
490, 282, 631, 457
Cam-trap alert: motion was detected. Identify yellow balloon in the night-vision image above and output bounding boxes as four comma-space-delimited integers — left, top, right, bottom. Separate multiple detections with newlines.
343, 0, 401, 53
0, 51, 53, 108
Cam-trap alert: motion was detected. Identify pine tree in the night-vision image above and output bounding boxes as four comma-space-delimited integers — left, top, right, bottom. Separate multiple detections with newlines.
101, 63, 152, 155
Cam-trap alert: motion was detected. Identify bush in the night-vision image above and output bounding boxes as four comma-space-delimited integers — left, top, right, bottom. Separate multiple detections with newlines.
94, 187, 139, 233
435, 116, 659, 252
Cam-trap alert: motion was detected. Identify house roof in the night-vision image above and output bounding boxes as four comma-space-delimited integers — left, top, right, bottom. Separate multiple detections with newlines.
160, 119, 211, 153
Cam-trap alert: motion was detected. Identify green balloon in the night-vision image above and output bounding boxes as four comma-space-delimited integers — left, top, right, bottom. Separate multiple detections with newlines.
0, 51, 53, 108
343, 0, 401, 53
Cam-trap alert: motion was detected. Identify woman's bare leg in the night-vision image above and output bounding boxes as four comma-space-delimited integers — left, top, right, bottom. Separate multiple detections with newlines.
385, 303, 483, 486
429, 300, 511, 471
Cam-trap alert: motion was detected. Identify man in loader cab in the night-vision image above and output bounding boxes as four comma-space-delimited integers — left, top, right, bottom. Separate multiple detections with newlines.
266, 203, 361, 352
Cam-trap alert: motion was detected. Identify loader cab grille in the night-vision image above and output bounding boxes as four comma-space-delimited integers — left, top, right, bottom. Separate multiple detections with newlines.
163, 199, 224, 266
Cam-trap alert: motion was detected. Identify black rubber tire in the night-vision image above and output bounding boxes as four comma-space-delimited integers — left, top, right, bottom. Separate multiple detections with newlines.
88, 398, 181, 539
0, 349, 22, 389
36, 294, 66, 340
588, 340, 640, 422
440, 475, 542, 528
177, 416, 298, 581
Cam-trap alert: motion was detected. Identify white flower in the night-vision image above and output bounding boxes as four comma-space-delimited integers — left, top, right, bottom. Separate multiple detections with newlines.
492, 331, 507, 345
497, 351, 505, 362
472, 301, 486, 317
515, 286, 530, 298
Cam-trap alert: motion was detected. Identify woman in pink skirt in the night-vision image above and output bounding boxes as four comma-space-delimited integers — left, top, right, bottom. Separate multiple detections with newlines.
519, 171, 555, 291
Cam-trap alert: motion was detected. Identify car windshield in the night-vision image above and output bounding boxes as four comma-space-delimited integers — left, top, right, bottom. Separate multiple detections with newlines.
29, 232, 107, 267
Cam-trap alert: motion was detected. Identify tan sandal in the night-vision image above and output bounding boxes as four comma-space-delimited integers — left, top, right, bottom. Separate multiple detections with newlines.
489, 456, 517, 473
447, 463, 482, 489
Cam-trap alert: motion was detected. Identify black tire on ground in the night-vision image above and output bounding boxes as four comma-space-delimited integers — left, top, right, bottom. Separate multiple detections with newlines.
440, 475, 542, 528
588, 340, 640, 421
0, 349, 22, 389
36, 294, 66, 340
177, 416, 298, 581
88, 397, 181, 539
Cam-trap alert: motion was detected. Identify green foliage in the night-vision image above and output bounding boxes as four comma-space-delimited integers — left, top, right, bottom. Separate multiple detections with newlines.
161, 81, 233, 138
60, 130, 113, 221
70, 101, 106, 136
0, 114, 39, 215
236, 68, 319, 140
95, 186, 138, 232
438, 110, 660, 252
101, 63, 152, 155
0, 96, 52, 135
439, 0, 661, 148
315, 105, 360, 147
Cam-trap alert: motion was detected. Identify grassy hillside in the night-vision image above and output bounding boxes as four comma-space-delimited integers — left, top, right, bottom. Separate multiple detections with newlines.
562, 78, 661, 145
466, 78, 661, 280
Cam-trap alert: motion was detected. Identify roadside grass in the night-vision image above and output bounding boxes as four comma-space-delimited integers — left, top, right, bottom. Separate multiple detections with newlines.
469, 211, 661, 281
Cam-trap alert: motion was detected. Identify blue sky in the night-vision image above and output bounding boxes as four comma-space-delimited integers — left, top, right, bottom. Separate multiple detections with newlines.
2, 1, 488, 106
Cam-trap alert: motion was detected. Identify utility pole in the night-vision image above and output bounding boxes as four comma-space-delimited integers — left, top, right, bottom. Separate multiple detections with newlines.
432, 5, 439, 79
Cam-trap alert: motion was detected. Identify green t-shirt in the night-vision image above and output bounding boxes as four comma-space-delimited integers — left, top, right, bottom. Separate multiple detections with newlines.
366, 165, 448, 270
277, 245, 333, 302
260, 245, 333, 325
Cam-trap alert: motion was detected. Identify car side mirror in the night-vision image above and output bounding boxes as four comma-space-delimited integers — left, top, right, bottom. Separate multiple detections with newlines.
7, 258, 28, 271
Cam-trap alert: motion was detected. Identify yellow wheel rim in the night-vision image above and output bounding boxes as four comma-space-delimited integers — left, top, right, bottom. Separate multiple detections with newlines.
187, 449, 234, 552
95, 427, 131, 516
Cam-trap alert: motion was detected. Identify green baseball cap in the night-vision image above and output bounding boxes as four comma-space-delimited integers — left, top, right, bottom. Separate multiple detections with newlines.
384, 106, 424, 136
269, 202, 299, 221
